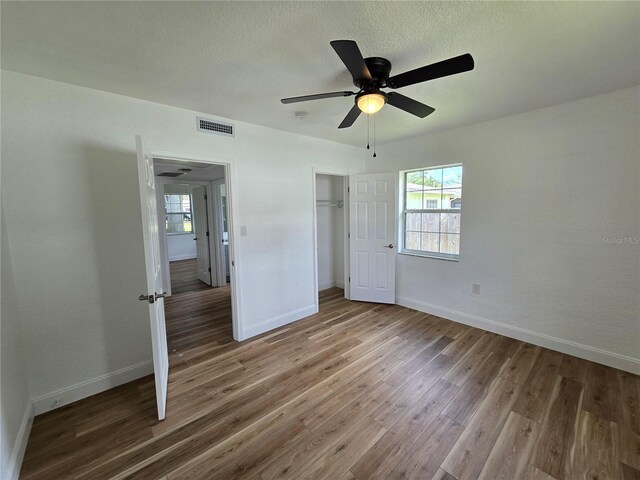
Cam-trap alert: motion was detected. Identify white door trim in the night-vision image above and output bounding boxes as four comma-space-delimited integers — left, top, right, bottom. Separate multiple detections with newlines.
210, 178, 228, 288
311, 168, 350, 314
148, 149, 243, 342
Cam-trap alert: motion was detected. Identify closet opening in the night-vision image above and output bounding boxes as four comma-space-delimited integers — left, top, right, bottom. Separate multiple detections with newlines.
314, 172, 349, 309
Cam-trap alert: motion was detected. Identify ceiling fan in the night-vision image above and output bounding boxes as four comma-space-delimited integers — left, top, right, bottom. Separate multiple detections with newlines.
281, 40, 475, 129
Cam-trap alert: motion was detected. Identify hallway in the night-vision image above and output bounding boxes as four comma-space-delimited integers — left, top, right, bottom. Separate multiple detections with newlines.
166, 259, 233, 365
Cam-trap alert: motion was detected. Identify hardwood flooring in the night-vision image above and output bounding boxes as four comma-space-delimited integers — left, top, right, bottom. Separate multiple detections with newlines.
20, 287, 640, 479
169, 258, 212, 295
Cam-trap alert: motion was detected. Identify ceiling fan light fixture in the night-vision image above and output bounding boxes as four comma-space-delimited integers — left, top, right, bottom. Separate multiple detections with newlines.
357, 92, 386, 114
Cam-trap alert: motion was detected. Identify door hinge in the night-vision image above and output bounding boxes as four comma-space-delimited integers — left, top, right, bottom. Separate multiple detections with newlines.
232, 261, 235, 267
347, 186, 350, 193
348, 232, 350, 239
206, 231, 210, 237
204, 194, 208, 200
208, 267, 211, 272
349, 276, 351, 282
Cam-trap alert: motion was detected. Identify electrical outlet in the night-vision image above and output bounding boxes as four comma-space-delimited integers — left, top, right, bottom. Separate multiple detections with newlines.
472, 284, 481, 295
240, 225, 248, 236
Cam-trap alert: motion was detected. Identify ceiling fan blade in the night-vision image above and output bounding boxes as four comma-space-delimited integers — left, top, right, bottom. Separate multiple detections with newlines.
387, 53, 474, 89
330, 40, 372, 82
281, 91, 355, 104
338, 104, 361, 129
386, 92, 435, 118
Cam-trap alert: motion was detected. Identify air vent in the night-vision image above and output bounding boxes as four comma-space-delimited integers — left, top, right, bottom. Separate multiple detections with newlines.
197, 117, 234, 137
157, 171, 185, 177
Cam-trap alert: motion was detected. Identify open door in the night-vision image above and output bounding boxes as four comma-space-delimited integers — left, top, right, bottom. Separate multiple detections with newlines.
135, 135, 169, 421
349, 173, 396, 304
192, 185, 212, 285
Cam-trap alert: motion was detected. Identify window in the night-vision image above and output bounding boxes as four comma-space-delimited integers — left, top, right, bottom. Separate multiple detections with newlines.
165, 194, 193, 234
402, 164, 462, 259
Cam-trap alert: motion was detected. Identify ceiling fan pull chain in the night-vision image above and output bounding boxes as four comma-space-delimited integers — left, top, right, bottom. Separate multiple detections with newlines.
366, 114, 370, 149
373, 114, 377, 158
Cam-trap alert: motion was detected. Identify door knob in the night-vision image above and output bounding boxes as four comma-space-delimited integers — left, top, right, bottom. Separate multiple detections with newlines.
138, 292, 167, 304
383, 244, 394, 249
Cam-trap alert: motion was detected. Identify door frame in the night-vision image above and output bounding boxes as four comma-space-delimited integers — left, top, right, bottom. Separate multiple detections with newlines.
210, 178, 228, 288
311, 168, 350, 314
150, 150, 243, 341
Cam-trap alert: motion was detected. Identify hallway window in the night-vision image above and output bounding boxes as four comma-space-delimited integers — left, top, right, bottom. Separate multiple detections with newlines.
165, 194, 193, 234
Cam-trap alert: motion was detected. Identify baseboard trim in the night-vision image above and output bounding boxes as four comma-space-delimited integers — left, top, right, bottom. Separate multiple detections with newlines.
31, 360, 153, 415
242, 305, 318, 340
5, 402, 33, 480
168, 254, 197, 261
318, 281, 336, 291
397, 296, 640, 375
318, 280, 345, 291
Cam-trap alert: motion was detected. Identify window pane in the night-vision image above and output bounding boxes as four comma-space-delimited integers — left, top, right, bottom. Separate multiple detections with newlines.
421, 213, 440, 232
406, 191, 423, 210
405, 232, 420, 250
443, 166, 463, 188
422, 233, 440, 252
440, 213, 461, 234
406, 213, 421, 231
441, 188, 462, 209
406, 170, 424, 189
422, 168, 443, 190
440, 234, 460, 255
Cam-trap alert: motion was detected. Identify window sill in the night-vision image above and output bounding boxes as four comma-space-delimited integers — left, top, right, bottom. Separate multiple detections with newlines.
398, 251, 460, 262
167, 232, 194, 236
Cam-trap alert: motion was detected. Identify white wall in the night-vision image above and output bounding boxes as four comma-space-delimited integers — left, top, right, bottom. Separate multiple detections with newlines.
0, 70, 365, 413
367, 86, 640, 373
1, 205, 32, 480
167, 234, 196, 261
315, 174, 345, 290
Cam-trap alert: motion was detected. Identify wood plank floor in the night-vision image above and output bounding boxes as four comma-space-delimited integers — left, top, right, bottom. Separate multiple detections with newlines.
169, 258, 212, 295
20, 287, 640, 479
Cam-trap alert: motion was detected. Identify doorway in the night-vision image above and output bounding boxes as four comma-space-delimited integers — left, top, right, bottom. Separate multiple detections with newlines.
314, 172, 349, 309
154, 162, 231, 296
151, 156, 240, 341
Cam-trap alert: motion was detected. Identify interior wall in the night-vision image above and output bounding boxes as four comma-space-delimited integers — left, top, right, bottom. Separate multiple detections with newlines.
1, 205, 31, 480
163, 183, 197, 261
0, 70, 365, 410
316, 174, 345, 290
367, 86, 640, 372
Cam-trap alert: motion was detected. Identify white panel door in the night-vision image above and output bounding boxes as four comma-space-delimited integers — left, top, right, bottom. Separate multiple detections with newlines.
349, 173, 396, 304
192, 185, 212, 285
135, 135, 169, 421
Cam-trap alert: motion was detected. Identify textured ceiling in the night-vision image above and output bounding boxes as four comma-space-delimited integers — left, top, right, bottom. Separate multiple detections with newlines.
2, 1, 639, 146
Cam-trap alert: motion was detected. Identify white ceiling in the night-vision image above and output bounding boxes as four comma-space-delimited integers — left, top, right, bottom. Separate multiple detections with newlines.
153, 159, 225, 182
2, 1, 639, 146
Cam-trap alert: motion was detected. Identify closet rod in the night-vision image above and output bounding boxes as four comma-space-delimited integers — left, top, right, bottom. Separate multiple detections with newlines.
316, 200, 344, 208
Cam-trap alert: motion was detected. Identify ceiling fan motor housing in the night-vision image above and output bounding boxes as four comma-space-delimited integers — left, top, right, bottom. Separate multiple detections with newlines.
356, 57, 392, 91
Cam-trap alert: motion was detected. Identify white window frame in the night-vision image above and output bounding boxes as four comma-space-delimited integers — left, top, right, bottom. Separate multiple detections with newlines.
400, 163, 463, 261
165, 193, 194, 235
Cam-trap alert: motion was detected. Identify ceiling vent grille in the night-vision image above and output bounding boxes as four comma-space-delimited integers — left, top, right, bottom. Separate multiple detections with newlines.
157, 171, 185, 177
197, 117, 235, 137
